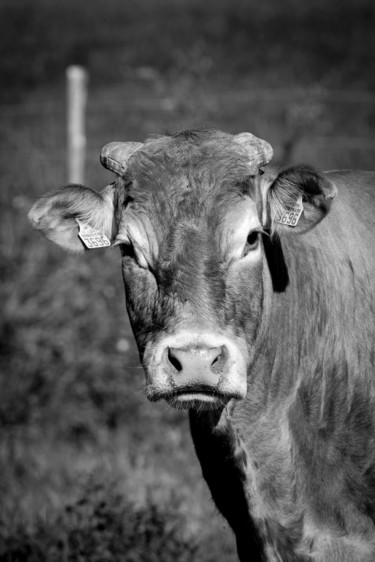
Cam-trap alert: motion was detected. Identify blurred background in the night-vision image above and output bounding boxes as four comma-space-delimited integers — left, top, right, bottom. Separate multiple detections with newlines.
0, 0, 374, 559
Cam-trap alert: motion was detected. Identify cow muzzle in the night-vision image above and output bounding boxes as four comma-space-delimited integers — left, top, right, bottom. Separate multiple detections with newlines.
143, 332, 248, 410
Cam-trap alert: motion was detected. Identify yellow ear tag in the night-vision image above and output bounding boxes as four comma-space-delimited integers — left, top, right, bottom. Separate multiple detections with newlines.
76, 219, 111, 249
275, 196, 303, 227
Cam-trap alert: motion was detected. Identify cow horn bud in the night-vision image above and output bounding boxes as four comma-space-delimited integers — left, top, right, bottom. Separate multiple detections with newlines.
233, 132, 273, 172
100, 141, 143, 176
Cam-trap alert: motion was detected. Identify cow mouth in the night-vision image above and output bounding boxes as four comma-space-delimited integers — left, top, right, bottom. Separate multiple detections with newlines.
149, 386, 240, 411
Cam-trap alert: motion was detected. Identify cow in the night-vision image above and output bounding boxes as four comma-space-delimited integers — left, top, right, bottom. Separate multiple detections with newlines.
29, 129, 375, 561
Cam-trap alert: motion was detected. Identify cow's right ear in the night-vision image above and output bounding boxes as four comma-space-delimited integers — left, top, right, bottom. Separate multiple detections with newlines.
28, 182, 121, 253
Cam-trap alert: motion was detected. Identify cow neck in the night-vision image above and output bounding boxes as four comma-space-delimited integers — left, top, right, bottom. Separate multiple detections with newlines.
253, 221, 373, 426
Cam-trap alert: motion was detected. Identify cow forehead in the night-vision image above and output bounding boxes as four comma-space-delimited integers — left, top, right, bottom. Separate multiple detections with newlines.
126, 130, 255, 201
122, 132, 259, 227
137, 129, 248, 165
117, 131, 263, 259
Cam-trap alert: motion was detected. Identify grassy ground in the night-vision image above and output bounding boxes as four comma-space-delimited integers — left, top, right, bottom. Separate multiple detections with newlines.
0, 0, 374, 559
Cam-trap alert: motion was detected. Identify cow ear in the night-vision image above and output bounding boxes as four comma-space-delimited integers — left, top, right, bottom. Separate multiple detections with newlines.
262, 165, 337, 234
28, 182, 121, 253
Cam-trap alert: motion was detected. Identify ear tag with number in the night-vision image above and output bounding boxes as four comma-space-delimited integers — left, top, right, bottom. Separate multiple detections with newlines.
275, 196, 303, 227
76, 219, 111, 249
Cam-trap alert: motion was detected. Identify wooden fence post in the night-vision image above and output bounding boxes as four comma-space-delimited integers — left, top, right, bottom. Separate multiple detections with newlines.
66, 65, 88, 184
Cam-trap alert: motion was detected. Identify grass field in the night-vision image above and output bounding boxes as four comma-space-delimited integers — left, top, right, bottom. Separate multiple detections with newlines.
0, 0, 374, 559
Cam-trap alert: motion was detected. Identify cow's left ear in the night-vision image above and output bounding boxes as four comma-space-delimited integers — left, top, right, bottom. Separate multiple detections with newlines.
260, 165, 337, 234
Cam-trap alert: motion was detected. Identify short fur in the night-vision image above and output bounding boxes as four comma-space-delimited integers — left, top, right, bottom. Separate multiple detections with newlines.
29, 130, 375, 561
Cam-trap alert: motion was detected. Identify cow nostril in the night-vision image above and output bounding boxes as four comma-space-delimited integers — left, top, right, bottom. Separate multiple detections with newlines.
166, 345, 228, 377
210, 346, 227, 375
167, 348, 183, 372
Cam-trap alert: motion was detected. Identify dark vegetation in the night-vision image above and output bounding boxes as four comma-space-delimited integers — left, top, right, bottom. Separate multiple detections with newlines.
0, 0, 374, 559
0, 483, 200, 562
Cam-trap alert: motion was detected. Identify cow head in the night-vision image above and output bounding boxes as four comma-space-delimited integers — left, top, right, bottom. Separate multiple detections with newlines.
29, 129, 336, 410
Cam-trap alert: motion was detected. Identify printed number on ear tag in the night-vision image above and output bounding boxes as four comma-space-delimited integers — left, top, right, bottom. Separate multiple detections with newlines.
275, 197, 303, 227
76, 219, 111, 249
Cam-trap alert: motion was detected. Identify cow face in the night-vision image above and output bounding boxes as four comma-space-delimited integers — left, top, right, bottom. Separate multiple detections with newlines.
29, 129, 336, 410
115, 132, 270, 409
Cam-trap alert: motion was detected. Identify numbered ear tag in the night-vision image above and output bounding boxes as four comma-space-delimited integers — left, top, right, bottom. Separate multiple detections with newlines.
76, 219, 111, 249
275, 196, 303, 227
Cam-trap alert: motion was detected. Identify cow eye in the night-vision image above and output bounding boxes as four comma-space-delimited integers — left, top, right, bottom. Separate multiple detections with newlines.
244, 230, 260, 254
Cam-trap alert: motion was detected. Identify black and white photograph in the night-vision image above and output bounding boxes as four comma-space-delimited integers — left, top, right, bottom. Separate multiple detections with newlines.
1, 0, 374, 560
